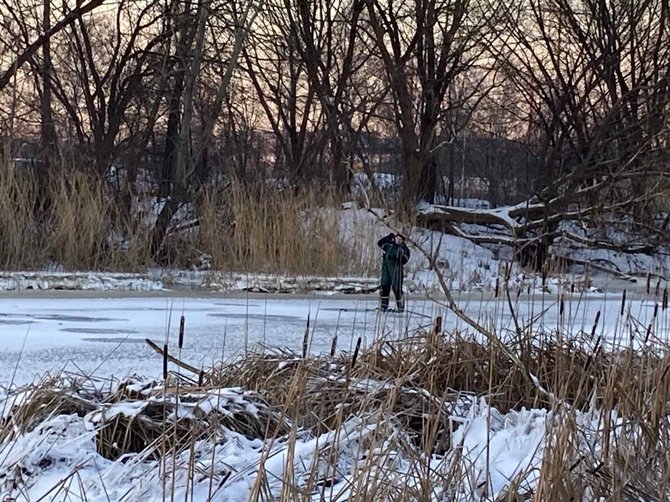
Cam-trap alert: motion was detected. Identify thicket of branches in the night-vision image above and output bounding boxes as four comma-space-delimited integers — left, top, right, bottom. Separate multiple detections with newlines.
0, 0, 668, 266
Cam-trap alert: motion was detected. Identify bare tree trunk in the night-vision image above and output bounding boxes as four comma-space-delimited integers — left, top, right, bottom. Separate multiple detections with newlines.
152, 1, 201, 258
39, 0, 58, 167
151, 0, 260, 260
363, 0, 488, 210
175, 0, 209, 194
420, 156, 438, 204
401, 148, 424, 211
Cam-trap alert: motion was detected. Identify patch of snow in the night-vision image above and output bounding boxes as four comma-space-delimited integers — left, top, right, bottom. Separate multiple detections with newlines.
0, 293, 667, 387
0, 272, 165, 292
432, 197, 493, 209
553, 237, 670, 278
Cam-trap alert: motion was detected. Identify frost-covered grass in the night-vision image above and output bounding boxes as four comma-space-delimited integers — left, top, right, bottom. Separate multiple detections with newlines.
3, 290, 670, 500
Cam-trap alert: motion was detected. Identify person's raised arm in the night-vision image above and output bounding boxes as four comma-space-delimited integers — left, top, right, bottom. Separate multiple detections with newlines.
377, 233, 395, 248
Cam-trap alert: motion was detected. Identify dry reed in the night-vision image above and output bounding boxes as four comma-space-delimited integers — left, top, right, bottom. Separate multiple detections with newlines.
0, 171, 377, 275
197, 183, 365, 275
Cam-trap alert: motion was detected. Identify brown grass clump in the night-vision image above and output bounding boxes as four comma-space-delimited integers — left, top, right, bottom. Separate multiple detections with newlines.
207, 323, 670, 462
197, 183, 357, 275
0, 168, 151, 271
0, 167, 43, 268
47, 171, 110, 269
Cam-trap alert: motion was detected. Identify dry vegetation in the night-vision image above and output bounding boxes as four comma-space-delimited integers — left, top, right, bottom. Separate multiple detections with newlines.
3, 299, 670, 500
197, 183, 377, 275
0, 169, 379, 275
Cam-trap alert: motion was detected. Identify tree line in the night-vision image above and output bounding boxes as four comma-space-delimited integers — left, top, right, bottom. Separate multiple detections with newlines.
0, 0, 668, 253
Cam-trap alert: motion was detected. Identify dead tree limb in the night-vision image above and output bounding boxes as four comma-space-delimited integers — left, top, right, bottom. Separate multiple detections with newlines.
0, 0, 105, 91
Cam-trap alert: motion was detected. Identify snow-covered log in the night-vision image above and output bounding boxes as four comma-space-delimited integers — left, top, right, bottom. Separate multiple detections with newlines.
416, 199, 669, 276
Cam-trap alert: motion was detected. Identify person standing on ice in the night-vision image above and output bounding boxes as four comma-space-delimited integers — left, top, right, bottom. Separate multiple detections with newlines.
377, 232, 410, 312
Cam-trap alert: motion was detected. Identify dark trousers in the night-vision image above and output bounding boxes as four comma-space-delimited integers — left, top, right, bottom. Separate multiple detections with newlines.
380, 281, 404, 311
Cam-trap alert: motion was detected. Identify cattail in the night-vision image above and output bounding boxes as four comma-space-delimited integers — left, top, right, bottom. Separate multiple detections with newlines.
330, 335, 338, 357
432, 316, 443, 337
645, 320, 654, 344
198, 369, 204, 387
590, 311, 601, 338
663, 288, 668, 311
560, 295, 565, 318
351, 337, 362, 370
583, 335, 602, 373
620, 290, 626, 316
178, 315, 185, 349
494, 277, 500, 298
302, 313, 310, 358
646, 272, 651, 295
162, 344, 168, 380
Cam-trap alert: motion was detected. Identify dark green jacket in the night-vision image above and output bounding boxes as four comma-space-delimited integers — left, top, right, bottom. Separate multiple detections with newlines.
377, 233, 410, 287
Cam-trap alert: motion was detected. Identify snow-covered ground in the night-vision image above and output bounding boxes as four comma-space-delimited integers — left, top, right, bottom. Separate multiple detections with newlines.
2, 291, 669, 501
1, 201, 668, 500
0, 394, 613, 501
0, 292, 667, 387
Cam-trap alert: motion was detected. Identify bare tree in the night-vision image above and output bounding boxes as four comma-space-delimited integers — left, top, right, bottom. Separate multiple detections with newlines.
241, 3, 323, 183
421, 0, 670, 270
280, 0, 369, 189
39, 0, 58, 163
150, 0, 262, 258
362, 0, 495, 207
493, 0, 669, 197
45, 0, 168, 174
219, 84, 262, 180
0, 0, 105, 92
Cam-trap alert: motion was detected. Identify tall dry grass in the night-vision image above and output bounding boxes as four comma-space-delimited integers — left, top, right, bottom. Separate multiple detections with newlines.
0, 169, 380, 274
0, 168, 151, 271
197, 182, 376, 275
3, 271, 670, 499
47, 171, 111, 269
0, 167, 42, 268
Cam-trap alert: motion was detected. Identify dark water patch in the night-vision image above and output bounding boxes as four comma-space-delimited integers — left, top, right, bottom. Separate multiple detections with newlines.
213, 302, 263, 307
82, 337, 146, 344
208, 313, 302, 322
60, 327, 138, 334
319, 307, 376, 312
0, 319, 33, 325
52, 306, 215, 312
34, 314, 121, 322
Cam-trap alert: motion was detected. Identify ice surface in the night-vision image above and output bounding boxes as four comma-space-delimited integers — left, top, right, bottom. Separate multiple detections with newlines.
0, 292, 668, 387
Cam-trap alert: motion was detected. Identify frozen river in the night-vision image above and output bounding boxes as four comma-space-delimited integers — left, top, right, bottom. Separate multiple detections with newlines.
0, 290, 667, 386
